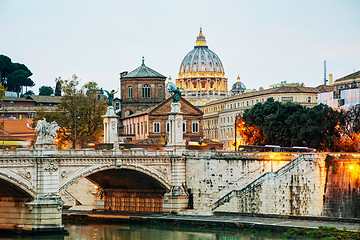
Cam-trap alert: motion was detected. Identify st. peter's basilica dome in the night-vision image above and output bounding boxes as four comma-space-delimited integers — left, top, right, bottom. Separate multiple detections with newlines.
179, 28, 224, 76
176, 28, 228, 106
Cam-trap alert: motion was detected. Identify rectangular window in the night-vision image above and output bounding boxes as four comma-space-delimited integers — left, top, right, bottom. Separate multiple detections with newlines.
128, 86, 133, 99
183, 122, 186, 133
166, 122, 169, 133
115, 102, 120, 110
307, 96, 311, 103
159, 86, 162, 99
281, 97, 293, 102
192, 122, 199, 133
153, 122, 161, 133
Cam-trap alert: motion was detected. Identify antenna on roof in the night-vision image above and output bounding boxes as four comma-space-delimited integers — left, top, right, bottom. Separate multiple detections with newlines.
324, 60, 328, 85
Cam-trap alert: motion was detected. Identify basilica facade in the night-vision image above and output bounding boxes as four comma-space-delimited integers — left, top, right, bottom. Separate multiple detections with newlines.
176, 28, 228, 106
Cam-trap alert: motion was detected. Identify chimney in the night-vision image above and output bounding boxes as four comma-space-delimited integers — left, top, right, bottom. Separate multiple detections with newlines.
120, 71, 128, 78
329, 74, 333, 85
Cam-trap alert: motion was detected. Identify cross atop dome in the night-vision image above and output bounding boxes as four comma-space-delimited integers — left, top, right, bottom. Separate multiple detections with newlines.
196, 27, 207, 47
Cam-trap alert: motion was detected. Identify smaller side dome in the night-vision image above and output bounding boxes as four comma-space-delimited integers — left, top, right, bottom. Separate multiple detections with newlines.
231, 76, 246, 95
165, 76, 176, 90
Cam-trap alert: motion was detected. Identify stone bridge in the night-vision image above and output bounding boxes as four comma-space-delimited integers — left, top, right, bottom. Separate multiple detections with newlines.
1, 149, 359, 233
0, 149, 187, 233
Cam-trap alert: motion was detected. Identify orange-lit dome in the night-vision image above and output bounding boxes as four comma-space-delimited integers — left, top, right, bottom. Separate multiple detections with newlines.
179, 28, 225, 78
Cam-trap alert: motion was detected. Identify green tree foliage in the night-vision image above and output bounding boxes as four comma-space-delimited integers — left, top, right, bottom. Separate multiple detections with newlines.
240, 98, 355, 152
39, 86, 54, 96
0, 55, 12, 82
22, 90, 34, 97
0, 55, 34, 95
55, 78, 62, 96
34, 75, 107, 149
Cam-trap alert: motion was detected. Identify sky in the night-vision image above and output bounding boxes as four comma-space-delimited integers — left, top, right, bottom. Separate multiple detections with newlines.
0, 0, 359, 96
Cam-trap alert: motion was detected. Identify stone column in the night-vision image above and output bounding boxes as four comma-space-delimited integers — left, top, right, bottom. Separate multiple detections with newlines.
166, 102, 185, 149
23, 119, 64, 233
24, 156, 64, 233
102, 106, 119, 144
163, 102, 188, 213
163, 157, 188, 213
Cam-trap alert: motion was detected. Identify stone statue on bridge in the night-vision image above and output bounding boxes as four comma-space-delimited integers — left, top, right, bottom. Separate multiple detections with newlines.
35, 118, 59, 149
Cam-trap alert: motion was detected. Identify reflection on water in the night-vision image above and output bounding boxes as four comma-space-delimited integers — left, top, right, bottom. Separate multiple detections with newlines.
64, 224, 287, 240
0, 224, 288, 240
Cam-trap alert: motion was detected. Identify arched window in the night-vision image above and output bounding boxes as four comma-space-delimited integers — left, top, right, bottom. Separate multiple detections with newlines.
142, 84, 150, 98
158, 86, 162, 99
128, 86, 133, 99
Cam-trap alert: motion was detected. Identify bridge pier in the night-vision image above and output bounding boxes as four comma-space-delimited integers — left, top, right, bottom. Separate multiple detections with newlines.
163, 157, 188, 213
20, 156, 64, 233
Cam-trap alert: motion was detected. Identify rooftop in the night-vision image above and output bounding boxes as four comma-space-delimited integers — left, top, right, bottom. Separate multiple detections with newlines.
335, 70, 360, 82
122, 58, 166, 79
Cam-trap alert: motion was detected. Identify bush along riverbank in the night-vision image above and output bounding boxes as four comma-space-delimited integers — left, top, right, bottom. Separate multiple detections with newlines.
284, 226, 360, 240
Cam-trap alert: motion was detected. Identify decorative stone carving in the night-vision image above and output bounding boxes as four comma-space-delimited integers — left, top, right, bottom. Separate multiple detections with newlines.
44, 159, 59, 172
35, 118, 59, 150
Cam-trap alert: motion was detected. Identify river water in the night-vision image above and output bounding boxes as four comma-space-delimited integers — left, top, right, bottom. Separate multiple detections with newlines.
0, 224, 289, 240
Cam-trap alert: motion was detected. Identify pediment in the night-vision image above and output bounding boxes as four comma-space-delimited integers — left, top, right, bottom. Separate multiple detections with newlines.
150, 97, 203, 116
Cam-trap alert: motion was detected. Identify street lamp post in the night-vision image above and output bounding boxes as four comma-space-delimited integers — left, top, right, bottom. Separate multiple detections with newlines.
74, 112, 80, 149
1, 100, 3, 151
234, 115, 239, 151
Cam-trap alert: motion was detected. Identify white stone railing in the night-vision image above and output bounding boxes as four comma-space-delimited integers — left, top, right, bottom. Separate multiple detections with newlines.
0, 148, 178, 157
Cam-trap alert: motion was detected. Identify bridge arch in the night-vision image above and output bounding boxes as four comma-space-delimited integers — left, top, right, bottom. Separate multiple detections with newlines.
59, 164, 171, 192
0, 172, 35, 199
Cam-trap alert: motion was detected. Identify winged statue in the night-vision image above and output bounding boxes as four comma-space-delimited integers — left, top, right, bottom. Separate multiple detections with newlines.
169, 85, 184, 103
104, 89, 118, 106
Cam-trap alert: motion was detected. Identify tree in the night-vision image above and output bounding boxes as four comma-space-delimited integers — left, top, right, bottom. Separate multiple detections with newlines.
0, 55, 34, 95
55, 78, 62, 96
34, 75, 107, 149
39, 86, 54, 96
238, 98, 355, 152
0, 55, 12, 84
25, 90, 34, 95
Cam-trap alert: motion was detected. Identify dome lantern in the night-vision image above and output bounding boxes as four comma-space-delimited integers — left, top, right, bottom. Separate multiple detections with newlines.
195, 28, 207, 47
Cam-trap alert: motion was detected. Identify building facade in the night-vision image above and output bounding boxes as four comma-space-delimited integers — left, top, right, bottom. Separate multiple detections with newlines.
120, 96, 217, 149
120, 58, 166, 118
0, 95, 61, 119
176, 28, 228, 106
318, 71, 360, 109
200, 86, 326, 150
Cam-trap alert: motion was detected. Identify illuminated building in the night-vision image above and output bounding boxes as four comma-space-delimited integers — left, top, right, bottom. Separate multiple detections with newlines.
176, 28, 228, 106
200, 86, 328, 150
